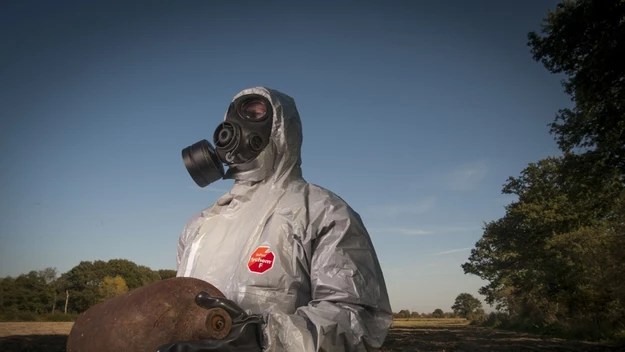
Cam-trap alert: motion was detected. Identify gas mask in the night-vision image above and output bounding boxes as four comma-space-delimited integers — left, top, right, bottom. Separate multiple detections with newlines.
182, 94, 273, 188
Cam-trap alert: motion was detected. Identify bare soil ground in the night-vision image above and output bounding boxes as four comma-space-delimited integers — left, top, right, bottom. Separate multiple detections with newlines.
0, 320, 622, 352
0, 322, 72, 352
381, 320, 621, 351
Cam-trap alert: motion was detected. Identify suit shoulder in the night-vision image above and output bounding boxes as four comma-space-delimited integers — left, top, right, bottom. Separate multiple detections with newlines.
304, 183, 361, 219
180, 205, 213, 238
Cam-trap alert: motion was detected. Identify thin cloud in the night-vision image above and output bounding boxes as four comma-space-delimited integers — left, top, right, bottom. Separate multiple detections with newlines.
376, 228, 433, 235
409, 160, 489, 191
443, 160, 488, 191
424, 262, 442, 268
373, 226, 474, 236
435, 226, 474, 232
368, 196, 437, 218
430, 247, 472, 256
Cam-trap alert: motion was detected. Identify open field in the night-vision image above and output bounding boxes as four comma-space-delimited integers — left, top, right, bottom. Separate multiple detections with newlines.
381, 319, 621, 351
391, 318, 470, 328
0, 322, 72, 352
0, 320, 622, 351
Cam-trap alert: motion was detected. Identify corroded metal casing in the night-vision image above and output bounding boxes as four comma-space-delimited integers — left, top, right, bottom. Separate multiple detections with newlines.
66, 277, 232, 352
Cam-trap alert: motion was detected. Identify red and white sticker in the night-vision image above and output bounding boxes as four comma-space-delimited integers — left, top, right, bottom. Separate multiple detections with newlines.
247, 246, 275, 274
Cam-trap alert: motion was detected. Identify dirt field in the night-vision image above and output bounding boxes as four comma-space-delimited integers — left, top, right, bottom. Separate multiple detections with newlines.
381, 319, 621, 351
0, 320, 622, 351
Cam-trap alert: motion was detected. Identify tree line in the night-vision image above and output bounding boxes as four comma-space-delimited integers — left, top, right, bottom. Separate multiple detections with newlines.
0, 259, 176, 321
462, 0, 625, 341
393, 292, 486, 322
2, 257, 487, 325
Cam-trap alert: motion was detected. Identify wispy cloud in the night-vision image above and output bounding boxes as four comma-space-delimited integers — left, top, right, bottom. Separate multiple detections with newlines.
435, 226, 475, 232
373, 226, 474, 236
368, 196, 437, 217
430, 247, 472, 256
410, 160, 489, 191
424, 262, 442, 268
376, 228, 433, 235
442, 160, 489, 191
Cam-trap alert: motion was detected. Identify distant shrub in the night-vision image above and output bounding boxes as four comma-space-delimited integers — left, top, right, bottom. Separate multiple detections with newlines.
0, 306, 19, 321
42, 312, 79, 322
15, 311, 39, 321
466, 309, 488, 325
482, 312, 510, 328
613, 329, 625, 346
0, 307, 39, 322
0, 308, 79, 322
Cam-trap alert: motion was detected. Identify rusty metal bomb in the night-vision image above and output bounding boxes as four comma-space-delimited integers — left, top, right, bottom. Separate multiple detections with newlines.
66, 277, 232, 352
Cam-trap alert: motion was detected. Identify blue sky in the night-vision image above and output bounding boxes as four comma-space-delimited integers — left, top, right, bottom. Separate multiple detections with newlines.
0, 0, 569, 313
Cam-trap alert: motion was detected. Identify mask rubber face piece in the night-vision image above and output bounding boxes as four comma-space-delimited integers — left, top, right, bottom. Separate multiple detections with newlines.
213, 94, 273, 165
181, 139, 226, 188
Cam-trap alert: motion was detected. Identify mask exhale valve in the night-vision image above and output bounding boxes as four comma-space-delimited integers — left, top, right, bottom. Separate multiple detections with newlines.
213, 122, 240, 164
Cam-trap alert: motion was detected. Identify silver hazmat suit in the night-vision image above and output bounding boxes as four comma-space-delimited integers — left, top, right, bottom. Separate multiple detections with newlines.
176, 87, 393, 351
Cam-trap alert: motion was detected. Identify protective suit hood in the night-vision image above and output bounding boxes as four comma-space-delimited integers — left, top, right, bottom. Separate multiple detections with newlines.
223, 87, 303, 186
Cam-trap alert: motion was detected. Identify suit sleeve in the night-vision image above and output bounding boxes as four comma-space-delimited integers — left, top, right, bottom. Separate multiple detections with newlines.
260, 205, 393, 351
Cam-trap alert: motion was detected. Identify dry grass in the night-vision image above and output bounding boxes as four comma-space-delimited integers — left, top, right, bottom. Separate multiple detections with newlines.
0, 323, 73, 352
0, 322, 73, 337
391, 318, 470, 328
381, 319, 621, 352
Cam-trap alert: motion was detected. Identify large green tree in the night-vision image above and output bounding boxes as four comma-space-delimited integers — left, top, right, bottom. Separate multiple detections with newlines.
57, 260, 110, 313
157, 269, 177, 280
452, 293, 483, 318
462, 0, 625, 339
528, 0, 625, 172
105, 259, 161, 290
463, 154, 625, 330
432, 309, 444, 318
0, 271, 56, 315
58, 259, 160, 313
1, 261, 176, 317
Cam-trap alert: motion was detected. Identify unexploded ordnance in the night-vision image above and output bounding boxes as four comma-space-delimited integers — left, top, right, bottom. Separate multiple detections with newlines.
66, 277, 232, 352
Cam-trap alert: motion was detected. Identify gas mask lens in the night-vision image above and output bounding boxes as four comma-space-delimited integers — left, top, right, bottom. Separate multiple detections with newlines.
240, 99, 268, 120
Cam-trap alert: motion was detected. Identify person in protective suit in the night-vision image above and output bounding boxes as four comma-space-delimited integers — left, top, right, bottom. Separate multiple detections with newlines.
158, 87, 393, 352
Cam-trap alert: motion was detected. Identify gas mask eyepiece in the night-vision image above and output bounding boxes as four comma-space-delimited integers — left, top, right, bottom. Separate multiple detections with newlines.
181, 139, 225, 188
